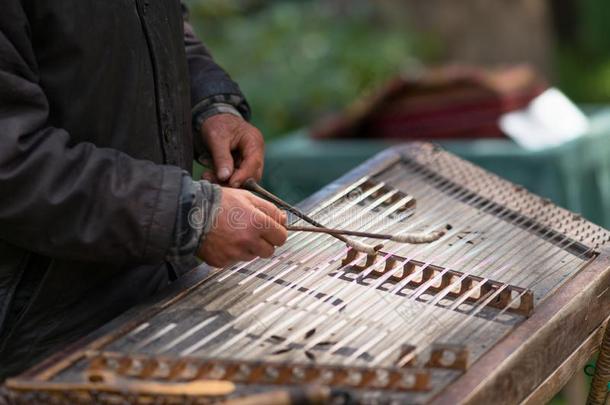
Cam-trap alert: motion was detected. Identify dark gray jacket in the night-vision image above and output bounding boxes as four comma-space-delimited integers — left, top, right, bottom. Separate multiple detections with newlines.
0, 0, 248, 379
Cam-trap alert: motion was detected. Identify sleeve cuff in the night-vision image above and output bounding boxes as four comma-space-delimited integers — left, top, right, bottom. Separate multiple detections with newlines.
192, 94, 250, 133
193, 102, 243, 134
165, 174, 222, 265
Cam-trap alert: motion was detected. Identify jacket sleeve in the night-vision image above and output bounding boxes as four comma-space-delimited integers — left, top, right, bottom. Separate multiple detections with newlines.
0, 3, 183, 265
181, 3, 251, 121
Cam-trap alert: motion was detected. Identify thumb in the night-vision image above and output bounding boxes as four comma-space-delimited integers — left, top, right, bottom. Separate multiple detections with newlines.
208, 138, 234, 182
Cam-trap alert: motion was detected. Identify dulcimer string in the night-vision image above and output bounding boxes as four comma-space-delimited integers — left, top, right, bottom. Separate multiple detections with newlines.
174, 163, 585, 368
180, 173, 465, 356
186, 169, 498, 358
326, 191, 557, 367
393, 218, 582, 366
201, 177, 520, 359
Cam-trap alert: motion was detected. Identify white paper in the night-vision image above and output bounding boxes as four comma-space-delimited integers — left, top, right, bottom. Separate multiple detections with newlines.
499, 87, 589, 151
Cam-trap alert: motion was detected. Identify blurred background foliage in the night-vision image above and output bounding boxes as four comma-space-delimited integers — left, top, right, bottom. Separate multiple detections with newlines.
185, 0, 610, 138
555, 0, 610, 103
185, 0, 427, 138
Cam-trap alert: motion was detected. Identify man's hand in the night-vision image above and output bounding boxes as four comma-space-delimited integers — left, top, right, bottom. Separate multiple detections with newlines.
200, 114, 264, 188
197, 187, 287, 267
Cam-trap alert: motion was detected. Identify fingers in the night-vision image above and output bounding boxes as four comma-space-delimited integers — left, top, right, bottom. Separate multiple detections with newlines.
245, 202, 287, 247
248, 194, 287, 225
206, 135, 235, 182
229, 129, 264, 187
256, 239, 275, 259
247, 194, 288, 247
201, 236, 278, 266
200, 114, 264, 187
260, 220, 288, 247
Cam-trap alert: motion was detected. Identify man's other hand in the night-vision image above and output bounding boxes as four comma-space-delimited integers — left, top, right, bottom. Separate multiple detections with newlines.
200, 114, 264, 188
197, 188, 287, 267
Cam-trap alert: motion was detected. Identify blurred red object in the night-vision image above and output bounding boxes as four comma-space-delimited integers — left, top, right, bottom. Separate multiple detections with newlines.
311, 65, 547, 140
